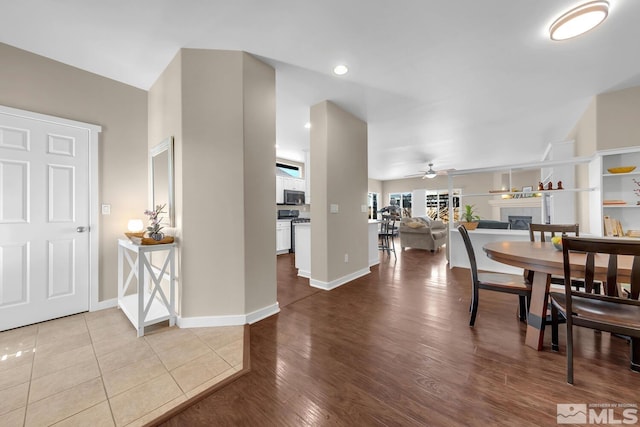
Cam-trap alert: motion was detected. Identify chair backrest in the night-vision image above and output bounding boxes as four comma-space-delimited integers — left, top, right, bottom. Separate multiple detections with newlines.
380, 216, 396, 235
458, 225, 478, 284
562, 237, 640, 318
529, 223, 579, 242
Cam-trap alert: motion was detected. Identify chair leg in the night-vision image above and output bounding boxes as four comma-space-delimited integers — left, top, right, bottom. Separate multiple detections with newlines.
469, 296, 478, 327
566, 323, 574, 384
630, 338, 640, 372
551, 303, 559, 352
518, 295, 527, 322
390, 234, 397, 260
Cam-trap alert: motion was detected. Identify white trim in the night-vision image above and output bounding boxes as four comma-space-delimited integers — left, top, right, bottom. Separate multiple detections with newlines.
177, 314, 246, 328
0, 105, 102, 134
246, 303, 280, 324
88, 125, 100, 312
298, 269, 311, 278
176, 302, 280, 327
90, 298, 117, 311
0, 105, 102, 314
369, 258, 380, 267
310, 267, 370, 291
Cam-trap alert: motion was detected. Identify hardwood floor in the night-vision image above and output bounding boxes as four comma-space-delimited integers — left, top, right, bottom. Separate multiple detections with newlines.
159, 248, 640, 426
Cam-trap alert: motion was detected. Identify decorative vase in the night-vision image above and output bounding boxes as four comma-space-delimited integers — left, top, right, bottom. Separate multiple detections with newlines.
150, 232, 164, 241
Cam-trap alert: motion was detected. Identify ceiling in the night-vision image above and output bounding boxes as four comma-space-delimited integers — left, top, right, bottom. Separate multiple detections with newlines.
3, 0, 640, 180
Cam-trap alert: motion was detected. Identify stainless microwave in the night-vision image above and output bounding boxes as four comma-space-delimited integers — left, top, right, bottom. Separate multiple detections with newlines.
284, 190, 305, 205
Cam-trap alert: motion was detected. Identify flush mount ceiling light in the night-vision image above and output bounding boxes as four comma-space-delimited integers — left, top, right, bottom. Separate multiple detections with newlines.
549, 1, 609, 41
304, 122, 311, 129
333, 64, 348, 75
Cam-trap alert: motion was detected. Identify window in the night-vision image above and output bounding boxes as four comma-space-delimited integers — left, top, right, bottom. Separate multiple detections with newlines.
368, 192, 379, 219
276, 162, 300, 178
425, 189, 460, 223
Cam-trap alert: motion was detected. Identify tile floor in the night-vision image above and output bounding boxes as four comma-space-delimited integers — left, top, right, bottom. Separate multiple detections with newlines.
0, 308, 245, 426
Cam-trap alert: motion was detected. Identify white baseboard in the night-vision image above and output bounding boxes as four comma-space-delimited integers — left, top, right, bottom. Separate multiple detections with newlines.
246, 302, 280, 324
177, 302, 280, 328
90, 298, 117, 312
177, 314, 246, 328
310, 267, 370, 291
368, 257, 380, 267
298, 269, 311, 278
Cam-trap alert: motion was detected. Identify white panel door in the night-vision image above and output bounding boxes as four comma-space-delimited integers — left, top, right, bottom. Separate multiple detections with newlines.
0, 113, 90, 331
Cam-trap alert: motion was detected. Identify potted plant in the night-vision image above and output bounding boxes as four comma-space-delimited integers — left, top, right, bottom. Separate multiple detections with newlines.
460, 204, 480, 230
144, 204, 166, 240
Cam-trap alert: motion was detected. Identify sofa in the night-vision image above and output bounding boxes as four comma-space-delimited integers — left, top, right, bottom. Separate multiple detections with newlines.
399, 217, 447, 252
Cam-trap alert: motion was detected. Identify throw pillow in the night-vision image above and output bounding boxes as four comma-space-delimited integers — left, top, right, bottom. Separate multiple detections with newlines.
407, 221, 427, 229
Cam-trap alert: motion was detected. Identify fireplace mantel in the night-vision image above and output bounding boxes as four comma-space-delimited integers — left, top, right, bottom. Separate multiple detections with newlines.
488, 197, 543, 226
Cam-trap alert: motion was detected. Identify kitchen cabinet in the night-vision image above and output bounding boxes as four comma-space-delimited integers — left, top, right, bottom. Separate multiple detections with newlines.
276, 220, 292, 253
276, 175, 306, 204
591, 147, 640, 237
276, 176, 284, 204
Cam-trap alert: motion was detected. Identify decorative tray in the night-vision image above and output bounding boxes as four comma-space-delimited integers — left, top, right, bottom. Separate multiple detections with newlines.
124, 232, 175, 245
607, 166, 636, 174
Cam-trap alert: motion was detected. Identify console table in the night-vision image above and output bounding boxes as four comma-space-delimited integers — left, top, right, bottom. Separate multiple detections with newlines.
117, 239, 176, 337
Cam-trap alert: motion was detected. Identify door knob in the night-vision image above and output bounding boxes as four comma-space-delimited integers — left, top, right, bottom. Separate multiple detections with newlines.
76, 226, 86, 233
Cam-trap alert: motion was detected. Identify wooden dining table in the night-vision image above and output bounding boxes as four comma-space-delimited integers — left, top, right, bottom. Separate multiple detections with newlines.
483, 240, 634, 351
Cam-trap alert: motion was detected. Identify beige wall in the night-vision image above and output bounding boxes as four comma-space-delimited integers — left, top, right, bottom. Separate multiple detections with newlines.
381, 174, 497, 219
149, 49, 276, 318
368, 178, 382, 195
0, 42, 148, 302
596, 86, 640, 151
242, 53, 277, 314
311, 101, 368, 283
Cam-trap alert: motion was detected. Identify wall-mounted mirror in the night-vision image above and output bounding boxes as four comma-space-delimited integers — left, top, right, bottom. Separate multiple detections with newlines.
150, 136, 174, 227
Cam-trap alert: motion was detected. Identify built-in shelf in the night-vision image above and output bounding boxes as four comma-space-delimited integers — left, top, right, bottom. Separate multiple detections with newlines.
603, 172, 640, 178
462, 188, 596, 198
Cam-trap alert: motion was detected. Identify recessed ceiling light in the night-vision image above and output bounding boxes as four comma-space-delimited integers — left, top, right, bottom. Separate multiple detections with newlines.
304, 122, 311, 129
275, 144, 279, 148
333, 64, 349, 75
549, 1, 609, 41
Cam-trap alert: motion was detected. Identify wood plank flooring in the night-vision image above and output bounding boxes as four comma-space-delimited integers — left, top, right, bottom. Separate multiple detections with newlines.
158, 247, 640, 426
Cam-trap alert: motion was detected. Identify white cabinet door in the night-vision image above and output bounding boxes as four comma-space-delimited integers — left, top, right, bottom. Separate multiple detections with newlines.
0, 112, 90, 331
276, 221, 291, 252
292, 179, 305, 192
282, 223, 291, 250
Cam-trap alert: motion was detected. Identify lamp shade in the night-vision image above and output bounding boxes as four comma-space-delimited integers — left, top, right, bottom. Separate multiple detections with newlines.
127, 219, 144, 232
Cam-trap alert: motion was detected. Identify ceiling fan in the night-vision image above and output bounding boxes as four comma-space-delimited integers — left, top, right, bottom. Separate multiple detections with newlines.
405, 163, 448, 179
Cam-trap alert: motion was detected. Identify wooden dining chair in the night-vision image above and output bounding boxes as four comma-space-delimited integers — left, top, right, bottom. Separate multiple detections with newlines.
458, 225, 531, 326
528, 223, 601, 294
550, 236, 640, 384
528, 223, 579, 243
